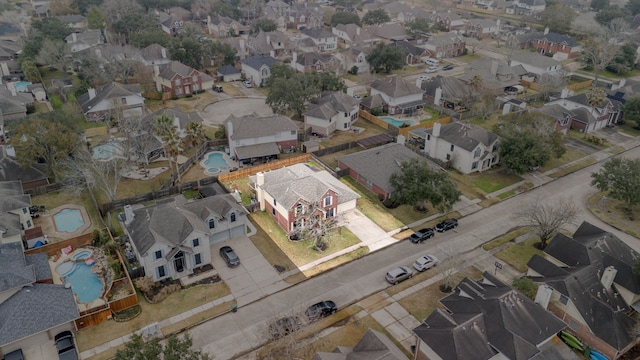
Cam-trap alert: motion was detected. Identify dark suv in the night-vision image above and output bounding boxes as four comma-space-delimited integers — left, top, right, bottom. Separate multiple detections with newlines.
305, 300, 337, 321
435, 219, 458, 232
408, 228, 435, 243
54, 331, 78, 360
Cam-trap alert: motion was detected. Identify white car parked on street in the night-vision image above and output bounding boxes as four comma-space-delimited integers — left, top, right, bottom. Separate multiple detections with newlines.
413, 254, 439, 272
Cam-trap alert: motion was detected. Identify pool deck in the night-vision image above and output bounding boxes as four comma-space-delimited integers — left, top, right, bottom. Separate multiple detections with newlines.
38, 204, 92, 241
200, 151, 238, 175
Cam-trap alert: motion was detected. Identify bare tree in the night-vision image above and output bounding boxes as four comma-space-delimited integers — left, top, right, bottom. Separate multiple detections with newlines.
473, 94, 497, 121
581, 35, 620, 87
438, 247, 459, 293
290, 201, 341, 251
35, 40, 71, 72
99, 0, 143, 23
465, 37, 484, 55
513, 196, 579, 248
537, 70, 569, 101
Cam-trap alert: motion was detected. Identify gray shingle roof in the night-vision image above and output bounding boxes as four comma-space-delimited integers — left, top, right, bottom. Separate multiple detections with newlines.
511, 53, 561, 68
235, 142, 281, 159
76, 82, 142, 114
241, 55, 279, 70
421, 75, 468, 102
534, 32, 579, 47
0, 180, 33, 238
0, 284, 79, 347
426, 122, 499, 152
337, 143, 438, 195
25, 252, 52, 282
315, 91, 359, 113
371, 76, 422, 98
217, 64, 240, 75
159, 61, 201, 80
0, 242, 35, 293
301, 27, 334, 40
140, 44, 170, 63
142, 107, 204, 132
227, 114, 297, 140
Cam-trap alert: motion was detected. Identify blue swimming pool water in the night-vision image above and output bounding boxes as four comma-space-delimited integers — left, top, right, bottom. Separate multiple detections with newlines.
93, 142, 122, 160
379, 116, 414, 127
56, 259, 102, 303
53, 209, 85, 232
203, 152, 229, 173
72, 250, 92, 260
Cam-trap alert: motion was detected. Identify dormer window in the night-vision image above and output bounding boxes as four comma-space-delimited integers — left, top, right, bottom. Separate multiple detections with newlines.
155, 250, 163, 260
474, 148, 481, 158
230, 212, 237, 222
324, 195, 332, 206
192, 238, 200, 247
208, 219, 215, 229
295, 203, 304, 216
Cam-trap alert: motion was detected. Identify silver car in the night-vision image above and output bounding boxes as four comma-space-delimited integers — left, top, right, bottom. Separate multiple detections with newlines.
413, 255, 439, 272
385, 266, 413, 285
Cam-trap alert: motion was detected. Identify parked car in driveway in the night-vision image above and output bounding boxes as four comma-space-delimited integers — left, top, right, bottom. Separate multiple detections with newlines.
435, 219, 458, 232
418, 75, 432, 81
426, 66, 438, 73
408, 228, 435, 243
305, 300, 337, 321
385, 266, 413, 285
269, 316, 302, 339
413, 255, 439, 272
242, 80, 253, 88
219, 246, 240, 267
442, 65, 454, 71
54, 331, 78, 360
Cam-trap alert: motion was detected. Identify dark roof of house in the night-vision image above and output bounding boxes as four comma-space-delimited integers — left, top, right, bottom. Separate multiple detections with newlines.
0, 23, 20, 36
371, 76, 422, 98
295, 52, 334, 66
55, 15, 86, 24
313, 329, 406, 360
413, 272, 566, 360
301, 27, 334, 39
571, 107, 596, 125
226, 113, 297, 140
426, 122, 499, 152
140, 44, 170, 63
158, 61, 209, 81
518, 0, 546, 6
76, 82, 142, 114
359, 93, 386, 109
125, 194, 246, 256
511, 53, 561, 68
337, 143, 439, 194
528, 221, 640, 351
0, 242, 35, 293
217, 64, 240, 75
0, 181, 31, 240
315, 91, 359, 113
421, 75, 468, 102
0, 283, 79, 347
0, 148, 47, 198
533, 104, 576, 121
533, 32, 579, 47
392, 40, 426, 57
241, 54, 279, 70
24, 252, 52, 282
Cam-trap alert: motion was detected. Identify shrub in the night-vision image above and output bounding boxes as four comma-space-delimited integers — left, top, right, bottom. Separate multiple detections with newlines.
512, 277, 538, 299
185, 94, 193, 98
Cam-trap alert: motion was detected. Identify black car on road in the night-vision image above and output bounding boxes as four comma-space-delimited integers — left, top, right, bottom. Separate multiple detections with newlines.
219, 246, 240, 267
408, 228, 435, 243
435, 219, 458, 232
54, 331, 78, 360
442, 65, 454, 70
269, 316, 302, 339
305, 300, 337, 321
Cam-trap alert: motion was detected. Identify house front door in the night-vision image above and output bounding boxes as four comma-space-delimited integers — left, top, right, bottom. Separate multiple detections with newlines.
174, 251, 185, 273
185, 85, 191, 94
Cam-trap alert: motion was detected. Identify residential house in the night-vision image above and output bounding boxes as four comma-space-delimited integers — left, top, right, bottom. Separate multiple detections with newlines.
299, 28, 338, 52
512, 0, 546, 14
76, 82, 145, 122
421, 75, 469, 108
530, 104, 575, 134
122, 194, 248, 282
288, 3, 324, 30
366, 75, 424, 115
607, 78, 640, 107
140, 44, 171, 66
337, 142, 438, 200
459, 58, 521, 93
206, 15, 248, 37
291, 52, 340, 73
0, 39, 19, 61
430, 11, 466, 32
158, 12, 185, 36
412, 272, 570, 360
225, 113, 298, 162
247, 30, 290, 57
368, 23, 410, 42
64, 30, 104, 53
222, 37, 248, 60
418, 122, 500, 174
527, 221, 640, 360
0, 23, 21, 42
391, 41, 430, 65
423, 33, 466, 59
240, 55, 279, 86
0, 241, 79, 356
332, 23, 379, 48
55, 15, 87, 30
465, 18, 500, 39
546, 93, 622, 132
304, 91, 360, 135
0, 147, 49, 191
531, 30, 581, 60
143, 107, 204, 139
510, 53, 562, 76
381, 2, 429, 23
252, 163, 359, 234
262, 3, 288, 32
0, 181, 36, 244
27, 84, 46, 101
313, 329, 406, 360
335, 47, 370, 74
31, 1, 50, 17
216, 65, 242, 82
153, 61, 215, 97
0, 85, 32, 120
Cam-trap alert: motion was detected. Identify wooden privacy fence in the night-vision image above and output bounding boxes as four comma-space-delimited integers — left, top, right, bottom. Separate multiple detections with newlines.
359, 110, 390, 130
398, 117, 452, 137
218, 153, 311, 182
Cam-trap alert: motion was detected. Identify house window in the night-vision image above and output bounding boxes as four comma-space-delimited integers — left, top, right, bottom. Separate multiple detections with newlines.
568, 319, 580, 331
295, 203, 304, 216
192, 76, 198, 81
273, 199, 277, 206
326, 208, 334, 217
271, 207, 276, 215
176, 79, 181, 85
474, 148, 481, 158
155, 250, 163, 260
194, 253, 202, 265
157, 265, 166, 278
230, 212, 236, 222
193, 84, 199, 91
176, 88, 183, 95
344, 112, 348, 117
324, 195, 332, 206
208, 219, 215, 229
291, 130, 296, 135
472, 161, 478, 170
121, 97, 127, 105
450, 144, 454, 151
26, 219, 32, 228
559, 294, 569, 305
344, 123, 348, 129
365, 179, 372, 188
446, 154, 451, 160
560, 116, 569, 126
22, 208, 28, 214
492, 145, 497, 152
192, 238, 200, 247
427, 134, 431, 141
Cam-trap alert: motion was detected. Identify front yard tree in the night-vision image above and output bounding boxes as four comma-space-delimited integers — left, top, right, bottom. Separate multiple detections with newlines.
367, 43, 404, 74
623, 96, 640, 128
541, 4, 576, 33
405, 18, 431, 38
591, 157, 640, 214
114, 333, 209, 360
513, 196, 579, 248
35, 40, 71, 71
581, 35, 620, 85
252, 18, 278, 34
495, 112, 566, 174
389, 159, 461, 212
362, 9, 390, 25
330, 12, 360, 27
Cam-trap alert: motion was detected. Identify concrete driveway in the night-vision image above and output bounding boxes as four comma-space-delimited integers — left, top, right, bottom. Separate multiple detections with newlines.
210, 237, 288, 306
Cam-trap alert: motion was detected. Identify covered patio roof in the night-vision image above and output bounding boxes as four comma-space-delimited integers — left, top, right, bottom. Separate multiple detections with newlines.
234, 142, 280, 160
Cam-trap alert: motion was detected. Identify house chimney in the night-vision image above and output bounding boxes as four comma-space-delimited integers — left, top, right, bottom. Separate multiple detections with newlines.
72, 32, 77, 42
153, 65, 160, 76
8, 83, 16, 96
601, 266, 617, 289
256, 172, 265, 211
292, 51, 297, 64
396, 134, 405, 145
266, 34, 271, 44
561, 88, 569, 99
434, 87, 443, 106
433, 122, 441, 137
490, 60, 498, 76
356, 26, 361, 35
543, 27, 549, 35
161, 47, 167, 59
88, 88, 96, 100
124, 204, 135, 225
618, 78, 626, 89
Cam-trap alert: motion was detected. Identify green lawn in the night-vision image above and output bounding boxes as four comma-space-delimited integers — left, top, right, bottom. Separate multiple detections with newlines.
494, 236, 544, 272
466, 171, 522, 195
538, 147, 587, 173
420, 107, 441, 122
548, 158, 597, 178
483, 227, 532, 251
32, 190, 105, 238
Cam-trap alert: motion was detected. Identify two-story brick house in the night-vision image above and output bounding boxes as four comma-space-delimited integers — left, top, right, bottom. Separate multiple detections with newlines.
252, 163, 359, 234
76, 82, 145, 122
423, 33, 466, 59
546, 93, 622, 132
153, 61, 215, 97
531, 30, 581, 60
225, 113, 298, 162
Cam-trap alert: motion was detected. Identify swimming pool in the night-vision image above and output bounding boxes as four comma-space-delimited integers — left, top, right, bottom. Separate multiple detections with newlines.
201, 151, 230, 175
53, 209, 85, 233
56, 250, 102, 303
93, 141, 123, 160
379, 116, 416, 127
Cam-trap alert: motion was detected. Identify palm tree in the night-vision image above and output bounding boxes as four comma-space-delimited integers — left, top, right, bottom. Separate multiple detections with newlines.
152, 113, 182, 184
586, 87, 606, 109
185, 121, 205, 158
